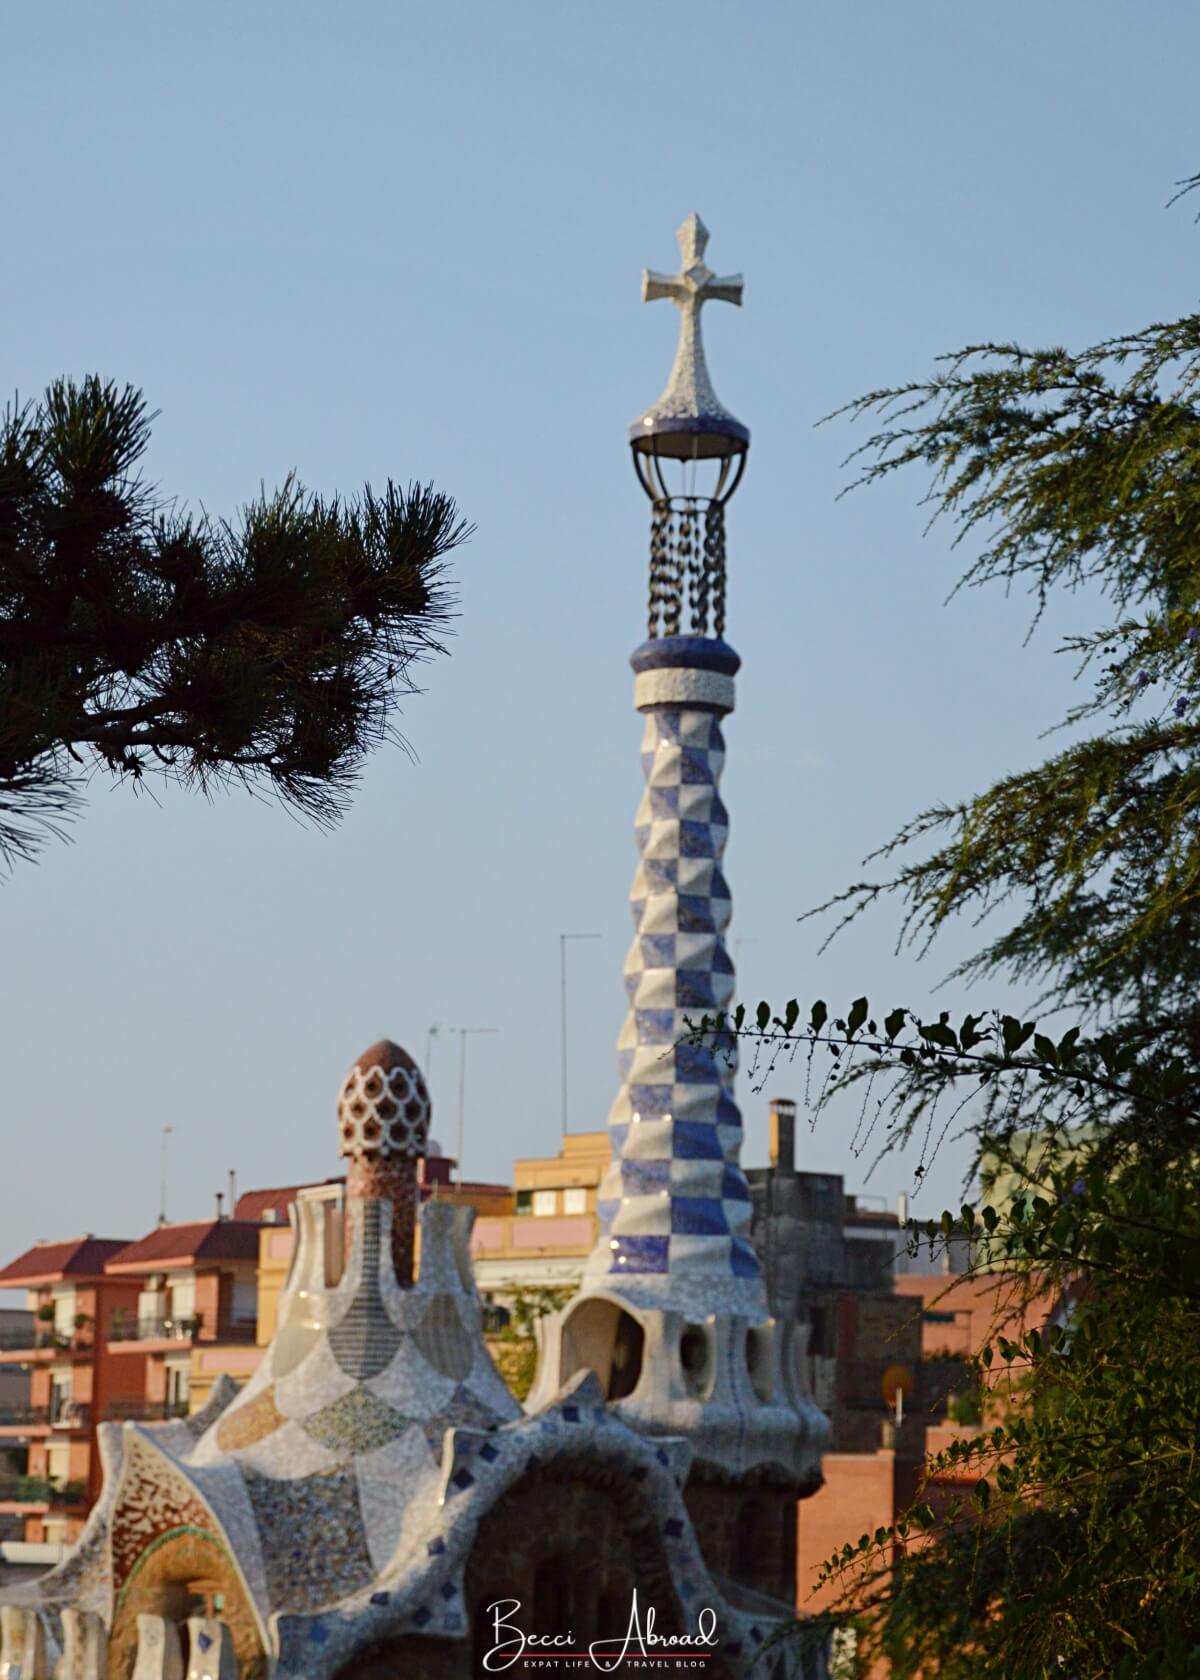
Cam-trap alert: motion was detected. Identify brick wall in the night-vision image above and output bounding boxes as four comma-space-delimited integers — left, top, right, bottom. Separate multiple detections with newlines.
795, 1451, 903, 1616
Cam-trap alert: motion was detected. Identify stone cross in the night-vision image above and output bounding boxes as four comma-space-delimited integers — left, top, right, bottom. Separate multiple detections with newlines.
642, 212, 743, 314
639, 214, 744, 428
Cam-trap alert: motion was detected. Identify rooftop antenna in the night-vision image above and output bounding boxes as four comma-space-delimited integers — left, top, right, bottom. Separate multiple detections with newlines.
425, 1023, 442, 1091
450, 1027, 499, 1184
159, 1125, 174, 1226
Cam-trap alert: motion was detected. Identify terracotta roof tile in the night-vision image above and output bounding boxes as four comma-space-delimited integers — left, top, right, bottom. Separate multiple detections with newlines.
105, 1220, 262, 1274
233, 1181, 344, 1223
0, 1237, 132, 1287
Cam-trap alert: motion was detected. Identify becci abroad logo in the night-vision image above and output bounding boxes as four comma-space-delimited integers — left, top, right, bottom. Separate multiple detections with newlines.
482, 1591, 720, 1672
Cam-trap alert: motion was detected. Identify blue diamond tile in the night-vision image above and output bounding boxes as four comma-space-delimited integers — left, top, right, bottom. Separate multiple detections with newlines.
627, 1083, 674, 1118
620, 1158, 670, 1196
413, 1606, 432, 1629
716, 1088, 741, 1127
635, 934, 672, 974
671, 1196, 728, 1236
663, 1517, 684, 1538
370, 1591, 390, 1607
610, 1235, 669, 1272
479, 1441, 499, 1462
679, 820, 716, 858
677, 972, 719, 1009
673, 1121, 724, 1160
308, 1624, 329, 1646
427, 1537, 446, 1556
440, 1581, 457, 1600
650, 785, 679, 817
562, 1404, 580, 1423
721, 1167, 752, 1202
635, 1008, 678, 1043
450, 1467, 475, 1491
676, 894, 716, 934
675, 1042, 722, 1083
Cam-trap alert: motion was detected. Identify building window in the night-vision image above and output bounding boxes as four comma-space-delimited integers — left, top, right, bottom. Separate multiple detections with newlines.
166, 1364, 190, 1412
532, 1190, 557, 1217
51, 1290, 76, 1340
563, 1187, 587, 1215
168, 1275, 196, 1325
515, 1190, 533, 1215
231, 1276, 257, 1328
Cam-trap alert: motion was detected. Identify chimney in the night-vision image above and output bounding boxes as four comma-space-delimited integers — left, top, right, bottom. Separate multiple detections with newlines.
228, 1169, 238, 1216
338, 1041, 431, 1289
215, 1191, 225, 1222
768, 1097, 796, 1177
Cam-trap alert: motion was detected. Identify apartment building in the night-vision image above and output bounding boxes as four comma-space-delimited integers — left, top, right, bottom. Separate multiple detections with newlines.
471, 1130, 609, 1295
0, 1238, 142, 1544
102, 1217, 262, 1423
0, 1310, 33, 1542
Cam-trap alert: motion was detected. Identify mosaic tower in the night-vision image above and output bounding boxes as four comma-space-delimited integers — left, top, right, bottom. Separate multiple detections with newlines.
583, 211, 758, 1313
531, 216, 829, 1496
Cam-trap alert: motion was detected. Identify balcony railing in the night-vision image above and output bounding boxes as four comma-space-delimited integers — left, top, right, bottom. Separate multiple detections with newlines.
107, 1314, 257, 1346
0, 1401, 90, 1429
0, 1404, 47, 1428
0, 1326, 92, 1353
104, 1398, 191, 1422
108, 1315, 203, 1344
0, 1476, 86, 1507
51, 1400, 90, 1429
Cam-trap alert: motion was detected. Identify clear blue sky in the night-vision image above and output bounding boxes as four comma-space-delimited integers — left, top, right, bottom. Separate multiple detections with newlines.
2, 1, 1197, 1279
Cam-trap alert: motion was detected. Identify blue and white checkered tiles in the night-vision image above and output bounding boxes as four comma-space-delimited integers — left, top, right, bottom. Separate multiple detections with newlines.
585, 699, 763, 1307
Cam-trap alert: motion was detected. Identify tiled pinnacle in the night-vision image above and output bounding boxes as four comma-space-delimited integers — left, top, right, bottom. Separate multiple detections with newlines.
584, 646, 764, 1313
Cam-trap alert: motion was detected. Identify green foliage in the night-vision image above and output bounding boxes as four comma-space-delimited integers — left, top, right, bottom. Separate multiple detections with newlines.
503, 1283, 574, 1338
688, 1004, 1200, 1674
809, 302, 1200, 1125
858, 1140, 1200, 1679
488, 1285, 573, 1403
944, 1385, 981, 1428
692, 186, 1200, 1674
0, 376, 469, 867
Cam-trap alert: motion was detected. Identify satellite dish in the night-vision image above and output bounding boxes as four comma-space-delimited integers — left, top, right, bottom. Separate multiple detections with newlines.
881, 1364, 915, 1407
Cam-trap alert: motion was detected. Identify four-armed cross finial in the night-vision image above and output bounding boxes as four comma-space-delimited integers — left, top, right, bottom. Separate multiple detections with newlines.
634, 213, 747, 448
642, 212, 744, 314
